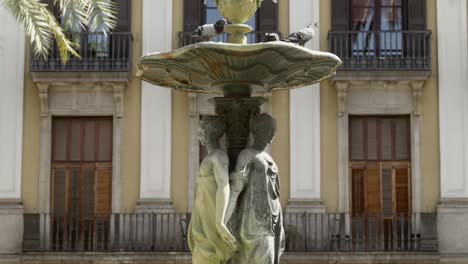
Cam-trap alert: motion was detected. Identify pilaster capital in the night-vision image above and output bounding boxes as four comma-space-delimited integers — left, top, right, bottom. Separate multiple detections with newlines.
36, 82, 50, 118
410, 80, 424, 116
104, 82, 127, 119
334, 81, 349, 117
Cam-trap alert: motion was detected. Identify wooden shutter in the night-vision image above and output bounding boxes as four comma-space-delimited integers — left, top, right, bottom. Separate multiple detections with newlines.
366, 165, 381, 214
407, 0, 426, 30
258, 0, 278, 33
381, 166, 393, 217
184, 0, 204, 32
98, 119, 113, 161
332, 0, 350, 30
52, 167, 67, 217
96, 166, 112, 216
115, 0, 131, 32
395, 118, 410, 160
395, 167, 410, 214
351, 168, 365, 215
350, 118, 364, 160
381, 119, 392, 160
84, 120, 97, 161
83, 166, 95, 219
367, 118, 378, 160
53, 120, 68, 161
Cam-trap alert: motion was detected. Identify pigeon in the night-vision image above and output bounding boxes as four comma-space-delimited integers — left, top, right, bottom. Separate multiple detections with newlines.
281, 23, 318, 46
192, 19, 227, 41
264, 33, 280, 42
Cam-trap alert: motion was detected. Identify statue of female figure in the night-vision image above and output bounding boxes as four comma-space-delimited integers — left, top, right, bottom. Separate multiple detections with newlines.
188, 116, 238, 264
225, 113, 285, 264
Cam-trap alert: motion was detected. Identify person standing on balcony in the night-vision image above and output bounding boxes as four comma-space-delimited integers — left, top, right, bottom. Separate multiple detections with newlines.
188, 116, 238, 264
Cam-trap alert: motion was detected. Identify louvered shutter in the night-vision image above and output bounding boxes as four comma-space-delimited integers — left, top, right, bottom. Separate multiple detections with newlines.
351, 169, 365, 216
83, 167, 95, 219
115, 0, 131, 32
96, 166, 112, 216
184, 0, 204, 32
381, 166, 393, 218
258, 0, 278, 33
98, 119, 113, 161
52, 167, 67, 217
70, 121, 81, 161
53, 120, 68, 161
332, 0, 350, 30
367, 118, 378, 160
84, 120, 96, 161
395, 167, 410, 214
350, 118, 364, 160
395, 118, 410, 160
381, 119, 392, 160
366, 165, 381, 214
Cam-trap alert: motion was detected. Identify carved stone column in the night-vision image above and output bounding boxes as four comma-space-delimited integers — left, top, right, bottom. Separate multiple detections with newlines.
212, 97, 264, 171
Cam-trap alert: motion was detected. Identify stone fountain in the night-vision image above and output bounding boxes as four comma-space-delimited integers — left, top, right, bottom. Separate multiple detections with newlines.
137, 0, 341, 263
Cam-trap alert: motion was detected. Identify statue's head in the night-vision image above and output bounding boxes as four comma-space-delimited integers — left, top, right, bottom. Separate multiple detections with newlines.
250, 113, 276, 145
198, 116, 226, 146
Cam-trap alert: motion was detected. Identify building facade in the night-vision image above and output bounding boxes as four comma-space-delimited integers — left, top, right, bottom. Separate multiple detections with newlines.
0, 0, 467, 263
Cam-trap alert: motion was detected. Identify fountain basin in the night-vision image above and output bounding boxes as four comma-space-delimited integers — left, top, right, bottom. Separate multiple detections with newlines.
137, 41, 341, 94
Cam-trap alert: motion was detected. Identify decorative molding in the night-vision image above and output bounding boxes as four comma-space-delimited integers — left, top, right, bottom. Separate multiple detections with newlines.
37, 83, 50, 118
335, 81, 349, 117
336, 80, 423, 214
110, 82, 126, 118
37, 81, 127, 214
410, 81, 424, 116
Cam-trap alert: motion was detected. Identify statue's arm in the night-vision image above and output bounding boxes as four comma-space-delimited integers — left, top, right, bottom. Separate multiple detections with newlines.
224, 150, 250, 224
213, 153, 238, 250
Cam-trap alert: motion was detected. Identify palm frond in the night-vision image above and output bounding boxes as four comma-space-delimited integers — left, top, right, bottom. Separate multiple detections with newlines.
54, 0, 87, 33
3, 0, 54, 59
2, 0, 79, 63
84, 0, 118, 33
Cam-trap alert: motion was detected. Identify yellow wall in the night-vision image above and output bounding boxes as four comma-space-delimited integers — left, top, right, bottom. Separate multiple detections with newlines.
21, 46, 41, 213
273, 0, 290, 206
121, 0, 143, 212
318, 0, 339, 212
171, 0, 190, 212
421, 0, 439, 212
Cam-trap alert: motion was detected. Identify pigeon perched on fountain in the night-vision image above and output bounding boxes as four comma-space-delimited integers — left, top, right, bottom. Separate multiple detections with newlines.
265, 23, 318, 47
192, 19, 228, 41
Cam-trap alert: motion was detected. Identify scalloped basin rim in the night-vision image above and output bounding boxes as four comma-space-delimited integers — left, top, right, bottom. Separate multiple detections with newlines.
137, 41, 342, 94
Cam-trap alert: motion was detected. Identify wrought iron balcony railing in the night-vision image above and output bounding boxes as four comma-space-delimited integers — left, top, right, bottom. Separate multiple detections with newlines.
23, 212, 437, 253
178, 31, 280, 47
30, 32, 133, 72
328, 30, 432, 71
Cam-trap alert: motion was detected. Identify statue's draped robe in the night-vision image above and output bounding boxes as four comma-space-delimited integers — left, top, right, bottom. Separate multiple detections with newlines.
188, 150, 235, 263
229, 149, 285, 264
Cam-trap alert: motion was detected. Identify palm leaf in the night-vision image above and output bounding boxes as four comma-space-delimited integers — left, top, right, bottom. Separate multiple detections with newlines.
2, 0, 117, 64
84, 0, 117, 33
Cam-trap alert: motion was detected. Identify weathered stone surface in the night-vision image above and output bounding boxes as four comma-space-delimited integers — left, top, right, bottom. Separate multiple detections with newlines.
137, 42, 341, 94
188, 117, 237, 264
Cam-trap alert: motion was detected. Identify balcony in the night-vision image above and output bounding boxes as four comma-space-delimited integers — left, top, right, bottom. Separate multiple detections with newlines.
328, 30, 432, 79
23, 212, 437, 253
30, 32, 133, 74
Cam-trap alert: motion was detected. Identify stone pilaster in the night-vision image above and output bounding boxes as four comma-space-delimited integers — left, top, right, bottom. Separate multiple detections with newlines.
0, 5, 25, 253
137, 0, 175, 212
437, 0, 468, 254
286, 0, 324, 213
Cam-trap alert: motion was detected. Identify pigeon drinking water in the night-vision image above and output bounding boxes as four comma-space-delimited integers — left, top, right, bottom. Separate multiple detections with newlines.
192, 19, 228, 41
